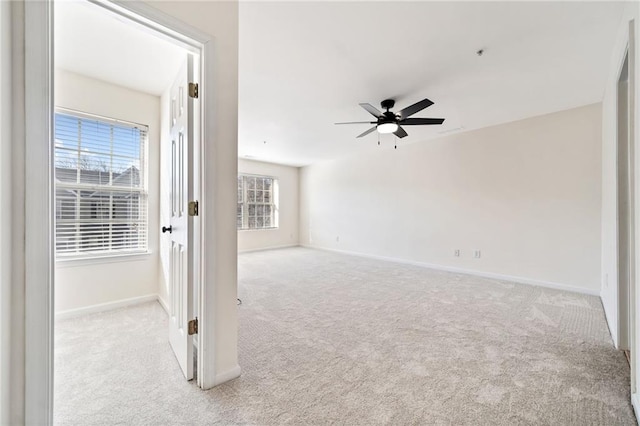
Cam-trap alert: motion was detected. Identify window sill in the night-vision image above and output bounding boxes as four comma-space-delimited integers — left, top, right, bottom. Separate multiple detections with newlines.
56, 251, 153, 268
238, 227, 279, 232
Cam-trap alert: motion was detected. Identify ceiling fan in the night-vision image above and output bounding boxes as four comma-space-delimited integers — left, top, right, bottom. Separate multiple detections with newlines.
336, 98, 445, 138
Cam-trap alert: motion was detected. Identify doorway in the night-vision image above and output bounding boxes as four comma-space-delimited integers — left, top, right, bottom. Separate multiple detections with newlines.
22, 0, 236, 421
53, 0, 203, 421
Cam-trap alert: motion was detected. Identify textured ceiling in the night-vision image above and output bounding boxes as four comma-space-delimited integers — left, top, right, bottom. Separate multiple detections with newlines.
239, 1, 625, 166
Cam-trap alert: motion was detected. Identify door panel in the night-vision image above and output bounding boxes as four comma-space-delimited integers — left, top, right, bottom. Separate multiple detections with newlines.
167, 55, 194, 380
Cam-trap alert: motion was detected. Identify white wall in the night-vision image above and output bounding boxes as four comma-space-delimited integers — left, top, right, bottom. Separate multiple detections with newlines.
301, 104, 603, 294
146, 1, 240, 386
54, 69, 161, 313
238, 159, 299, 252
600, 1, 640, 401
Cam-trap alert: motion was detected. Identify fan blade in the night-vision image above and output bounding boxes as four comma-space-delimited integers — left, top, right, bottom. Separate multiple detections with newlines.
400, 118, 445, 125
393, 126, 408, 138
359, 103, 383, 118
335, 121, 376, 125
398, 98, 434, 119
356, 127, 377, 138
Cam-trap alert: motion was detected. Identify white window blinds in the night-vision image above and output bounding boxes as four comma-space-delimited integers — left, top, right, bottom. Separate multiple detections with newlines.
54, 110, 149, 257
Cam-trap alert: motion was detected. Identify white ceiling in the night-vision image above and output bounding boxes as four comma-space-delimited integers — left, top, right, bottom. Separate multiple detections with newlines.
54, 1, 627, 168
55, 1, 185, 96
239, 1, 626, 167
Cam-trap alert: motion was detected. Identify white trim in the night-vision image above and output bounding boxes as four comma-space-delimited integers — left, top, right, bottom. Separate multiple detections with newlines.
213, 365, 241, 386
198, 37, 219, 390
238, 244, 298, 254
0, 0, 12, 420
302, 245, 601, 296
602, 295, 618, 344
616, 43, 633, 352
632, 393, 640, 425
157, 295, 169, 315
55, 251, 152, 268
629, 14, 638, 402
55, 294, 158, 320
24, 1, 54, 424
88, 0, 209, 52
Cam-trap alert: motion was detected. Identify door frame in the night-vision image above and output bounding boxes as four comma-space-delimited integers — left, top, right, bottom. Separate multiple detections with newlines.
614, 17, 638, 415
628, 17, 639, 412
617, 46, 632, 353
24, 0, 218, 422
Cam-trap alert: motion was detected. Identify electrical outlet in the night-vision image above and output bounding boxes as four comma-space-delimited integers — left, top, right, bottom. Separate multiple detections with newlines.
454, 249, 460, 257
336, 236, 340, 242
473, 250, 481, 258
604, 273, 609, 288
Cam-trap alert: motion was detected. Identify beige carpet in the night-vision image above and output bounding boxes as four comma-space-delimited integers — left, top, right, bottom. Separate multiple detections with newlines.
55, 247, 636, 425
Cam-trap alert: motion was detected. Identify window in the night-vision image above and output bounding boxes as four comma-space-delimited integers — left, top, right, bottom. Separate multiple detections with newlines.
237, 174, 278, 230
54, 110, 148, 257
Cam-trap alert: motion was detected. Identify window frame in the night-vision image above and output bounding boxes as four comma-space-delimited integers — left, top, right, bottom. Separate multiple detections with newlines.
53, 108, 150, 260
237, 173, 279, 231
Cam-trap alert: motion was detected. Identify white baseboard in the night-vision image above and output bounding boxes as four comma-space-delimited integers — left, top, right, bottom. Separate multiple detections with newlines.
238, 244, 299, 254
301, 245, 600, 297
632, 393, 640, 425
213, 364, 241, 386
55, 294, 159, 320
157, 295, 169, 315
600, 295, 619, 349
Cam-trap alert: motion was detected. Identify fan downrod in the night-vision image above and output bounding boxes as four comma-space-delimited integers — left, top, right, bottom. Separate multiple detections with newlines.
381, 99, 395, 111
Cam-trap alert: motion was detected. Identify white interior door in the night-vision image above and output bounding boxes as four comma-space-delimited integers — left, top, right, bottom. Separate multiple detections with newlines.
166, 56, 195, 380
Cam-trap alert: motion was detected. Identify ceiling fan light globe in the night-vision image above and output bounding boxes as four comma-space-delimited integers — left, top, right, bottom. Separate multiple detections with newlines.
377, 122, 398, 134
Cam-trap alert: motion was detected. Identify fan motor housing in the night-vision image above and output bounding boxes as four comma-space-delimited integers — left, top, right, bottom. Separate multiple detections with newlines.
380, 111, 398, 124
381, 99, 395, 110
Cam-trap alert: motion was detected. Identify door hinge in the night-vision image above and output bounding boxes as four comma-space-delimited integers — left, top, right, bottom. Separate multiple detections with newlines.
188, 82, 199, 99
188, 200, 199, 217
188, 317, 198, 335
